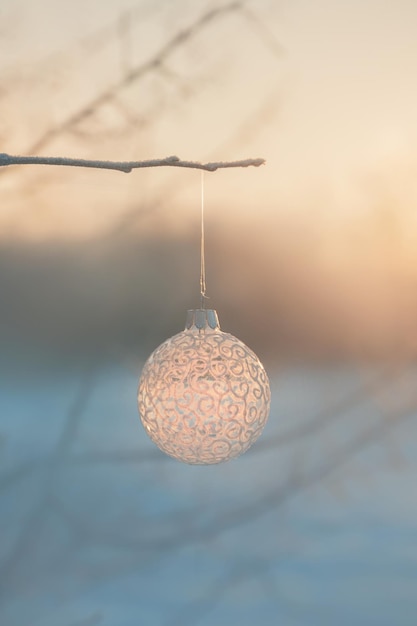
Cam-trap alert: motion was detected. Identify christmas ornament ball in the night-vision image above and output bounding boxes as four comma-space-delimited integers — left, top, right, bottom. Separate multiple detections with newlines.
138, 309, 271, 464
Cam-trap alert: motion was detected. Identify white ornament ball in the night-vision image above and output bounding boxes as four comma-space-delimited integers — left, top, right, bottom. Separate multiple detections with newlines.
138, 309, 271, 464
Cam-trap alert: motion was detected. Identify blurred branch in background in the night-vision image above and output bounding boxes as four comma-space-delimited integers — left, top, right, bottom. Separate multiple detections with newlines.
0, 365, 95, 600
158, 395, 417, 626
25, 3, 243, 154
1, 359, 416, 612
16, 1, 282, 156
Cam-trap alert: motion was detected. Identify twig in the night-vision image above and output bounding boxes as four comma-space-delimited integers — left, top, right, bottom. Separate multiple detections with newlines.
0, 153, 265, 173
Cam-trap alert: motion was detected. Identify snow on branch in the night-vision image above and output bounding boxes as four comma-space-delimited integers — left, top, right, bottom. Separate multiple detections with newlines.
0, 153, 265, 173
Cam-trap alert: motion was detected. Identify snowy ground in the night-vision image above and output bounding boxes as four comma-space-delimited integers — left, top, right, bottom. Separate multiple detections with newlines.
1, 362, 417, 626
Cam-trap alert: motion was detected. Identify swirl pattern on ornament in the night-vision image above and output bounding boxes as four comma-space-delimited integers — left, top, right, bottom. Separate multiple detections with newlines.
138, 328, 271, 464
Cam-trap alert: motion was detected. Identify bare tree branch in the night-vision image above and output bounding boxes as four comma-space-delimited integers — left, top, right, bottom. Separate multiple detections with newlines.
0, 153, 265, 173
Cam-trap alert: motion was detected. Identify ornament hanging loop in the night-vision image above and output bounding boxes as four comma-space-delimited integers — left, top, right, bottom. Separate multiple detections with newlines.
200, 170, 208, 309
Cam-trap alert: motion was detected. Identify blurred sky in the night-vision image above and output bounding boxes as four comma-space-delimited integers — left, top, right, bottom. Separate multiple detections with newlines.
2, 0, 417, 361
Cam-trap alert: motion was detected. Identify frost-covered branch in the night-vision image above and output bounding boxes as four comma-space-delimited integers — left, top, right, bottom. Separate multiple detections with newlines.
0, 153, 265, 173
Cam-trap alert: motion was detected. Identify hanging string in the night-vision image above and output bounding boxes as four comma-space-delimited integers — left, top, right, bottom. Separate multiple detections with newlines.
200, 171, 207, 308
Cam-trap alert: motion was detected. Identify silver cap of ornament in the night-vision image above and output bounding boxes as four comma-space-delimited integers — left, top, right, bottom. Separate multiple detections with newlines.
185, 308, 220, 331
